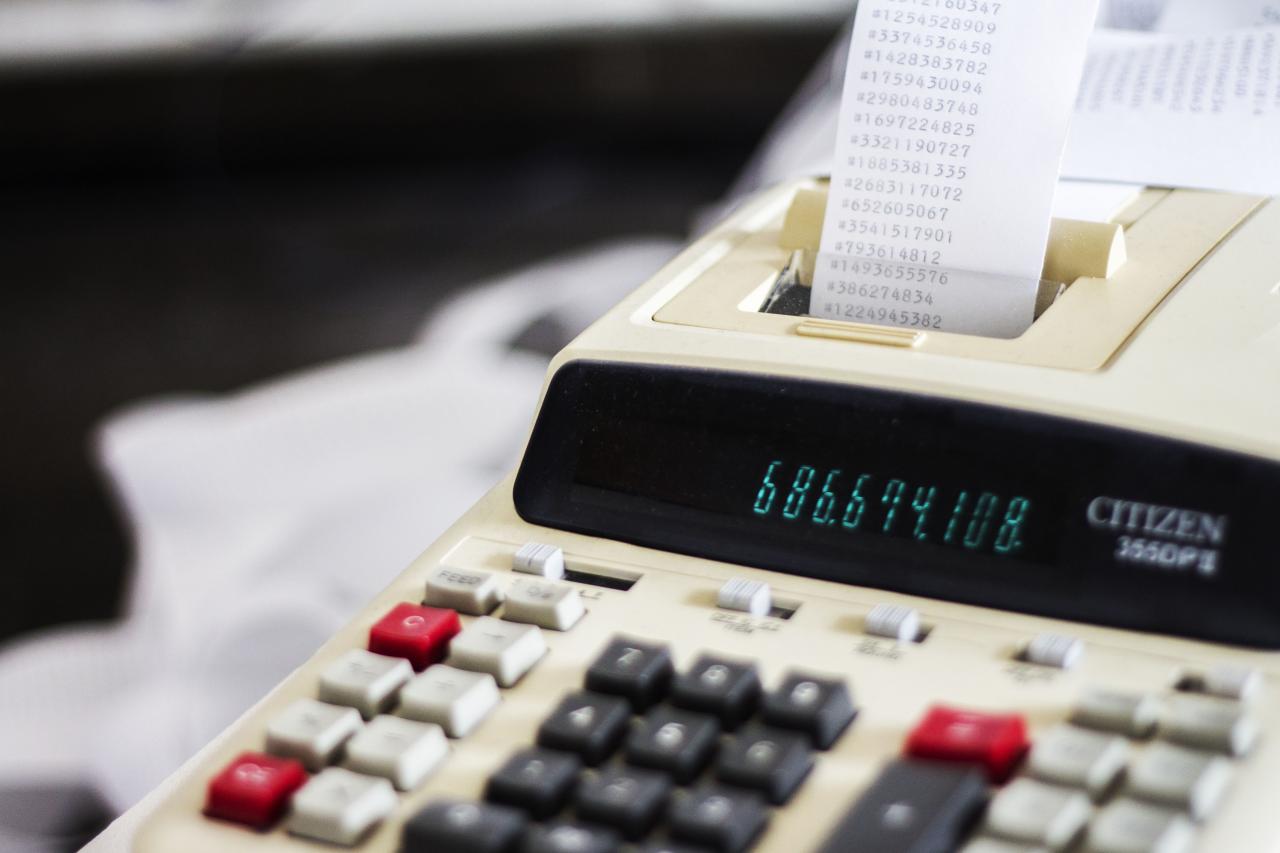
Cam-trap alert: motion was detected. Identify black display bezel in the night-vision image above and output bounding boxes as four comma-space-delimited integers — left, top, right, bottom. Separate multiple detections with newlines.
513, 361, 1280, 647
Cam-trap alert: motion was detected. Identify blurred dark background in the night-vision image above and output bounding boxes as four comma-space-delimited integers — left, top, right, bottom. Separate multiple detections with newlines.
0, 20, 841, 648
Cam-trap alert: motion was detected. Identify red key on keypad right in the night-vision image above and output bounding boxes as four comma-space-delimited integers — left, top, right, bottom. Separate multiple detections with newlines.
904, 704, 1029, 782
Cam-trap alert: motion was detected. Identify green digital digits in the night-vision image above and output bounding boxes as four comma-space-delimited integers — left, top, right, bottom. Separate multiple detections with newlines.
811, 469, 843, 526
994, 496, 1032, 554
753, 460, 783, 516
911, 486, 937, 540
880, 479, 906, 533
751, 461, 1030, 556
782, 466, 816, 521
945, 491, 970, 544
963, 492, 1000, 550
842, 474, 872, 530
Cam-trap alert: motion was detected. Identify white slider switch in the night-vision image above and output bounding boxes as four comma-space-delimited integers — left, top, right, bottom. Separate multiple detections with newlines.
865, 603, 921, 642
513, 542, 566, 580
1025, 633, 1085, 670
1203, 664, 1261, 703
718, 577, 772, 617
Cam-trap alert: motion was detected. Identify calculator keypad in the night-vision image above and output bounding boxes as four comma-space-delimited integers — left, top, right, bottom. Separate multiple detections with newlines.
1124, 743, 1232, 820
265, 699, 363, 772
536, 690, 633, 765
1161, 695, 1259, 757
668, 784, 770, 852
572, 765, 673, 839
401, 800, 527, 853
1025, 725, 1130, 799
319, 650, 414, 719
423, 566, 503, 616
502, 577, 585, 631
458, 638, 839, 853
715, 724, 814, 805
626, 705, 722, 783
484, 748, 582, 819
398, 664, 500, 737
446, 616, 546, 687
523, 821, 622, 853
759, 672, 857, 749
981, 777, 1093, 849
1071, 688, 1162, 739
671, 654, 763, 730
904, 705, 1030, 783
343, 716, 448, 791
367, 603, 460, 672
958, 682, 1259, 851
1085, 798, 1195, 853
204, 579, 557, 845
816, 759, 988, 853
584, 636, 675, 711
286, 768, 397, 846
193, 553, 1269, 853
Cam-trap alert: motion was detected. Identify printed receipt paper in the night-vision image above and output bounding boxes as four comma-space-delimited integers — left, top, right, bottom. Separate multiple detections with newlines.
1064, 26, 1280, 195
811, 0, 1101, 338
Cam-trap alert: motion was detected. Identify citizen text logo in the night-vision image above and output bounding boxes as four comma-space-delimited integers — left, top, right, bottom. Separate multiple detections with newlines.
1086, 497, 1228, 546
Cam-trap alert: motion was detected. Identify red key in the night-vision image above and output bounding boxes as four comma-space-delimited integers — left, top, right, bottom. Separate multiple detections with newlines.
205, 752, 307, 828
368, 602, 461, 671
904, 705, 1029, 782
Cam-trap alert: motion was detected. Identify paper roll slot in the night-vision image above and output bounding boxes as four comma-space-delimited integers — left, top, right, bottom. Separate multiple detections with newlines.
781, 186, 1128, 285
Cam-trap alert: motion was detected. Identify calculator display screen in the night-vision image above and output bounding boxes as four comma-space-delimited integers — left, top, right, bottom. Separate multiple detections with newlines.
513, 361, 1280, 647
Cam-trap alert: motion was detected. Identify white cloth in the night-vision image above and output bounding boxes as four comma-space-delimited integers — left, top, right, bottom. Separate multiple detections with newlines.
0, 240, 679, 853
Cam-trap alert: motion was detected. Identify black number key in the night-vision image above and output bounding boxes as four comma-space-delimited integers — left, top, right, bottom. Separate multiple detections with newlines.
668, 784, 769, 853
573, 765, 673, 840
402, 800, 527, 853
626, 705, 720, 784
815, 759, 987, 853
537, 691, 633, 765
523, 821, 621, 853
716, 724, 813, 804
484, 748, 581, 819
671, 655, 762, 730
585, 637, 674, 710
761, 672, 857, 749
634, 843, 715, 853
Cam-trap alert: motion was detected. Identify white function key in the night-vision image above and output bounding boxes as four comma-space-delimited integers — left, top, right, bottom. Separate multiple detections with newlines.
1084, 799, 1195, 853
1071, 689, 1162, 738
399, 664, 500, 737
1024, 633, 1085, 670
865, 603, 921, 642
424, 565, 503, 615
345, 715, 448, 791
503, 578, 585, 631
266, 699, 363, 771
718, 577, 771, 617
961, 838, 1052, 853
983, 778, 1093, 851
1126, 742, 1232, 820
1161, 695, 1259, 757
287, 767, 397, 846
448, 616, 546, 687
319, 649, 414, 719
1027, 725, 1130, 799
1202, 664, 1260, 702
513, 541, 566, 579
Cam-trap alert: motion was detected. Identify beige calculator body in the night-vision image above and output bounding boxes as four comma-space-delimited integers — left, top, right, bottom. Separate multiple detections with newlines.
136, 179, 1280, 853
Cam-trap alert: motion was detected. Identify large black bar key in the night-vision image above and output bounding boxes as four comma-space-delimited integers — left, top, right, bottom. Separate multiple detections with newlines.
816, 759, 987, 853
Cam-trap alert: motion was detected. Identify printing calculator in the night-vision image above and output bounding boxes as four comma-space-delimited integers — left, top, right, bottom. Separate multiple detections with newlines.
135, 179, 1280, 853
